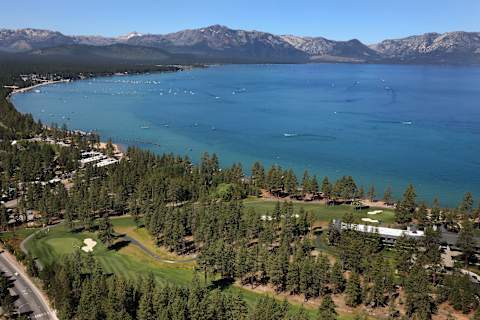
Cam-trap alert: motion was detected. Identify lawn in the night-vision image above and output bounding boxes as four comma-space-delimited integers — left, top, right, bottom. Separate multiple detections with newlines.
244, 197, 396, 226
0, 227, 39, 251
0, 227, 39, 241
112, 217, 194, 263
25, 224, 195, 285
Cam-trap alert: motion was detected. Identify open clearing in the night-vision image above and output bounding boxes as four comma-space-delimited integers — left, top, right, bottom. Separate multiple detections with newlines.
25, 223, 195, 285
244, 197, 396, 226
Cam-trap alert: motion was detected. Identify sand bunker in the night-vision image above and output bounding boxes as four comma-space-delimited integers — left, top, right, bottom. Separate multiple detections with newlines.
367, 210, 383, 215
362, 218, 379, 223
81, 238, 97, 252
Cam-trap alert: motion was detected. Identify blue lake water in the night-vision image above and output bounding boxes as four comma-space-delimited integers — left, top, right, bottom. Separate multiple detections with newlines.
11, 64, 480, 206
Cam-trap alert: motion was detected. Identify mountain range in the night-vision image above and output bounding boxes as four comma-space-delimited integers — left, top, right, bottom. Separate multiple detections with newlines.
0, 25, 479, 64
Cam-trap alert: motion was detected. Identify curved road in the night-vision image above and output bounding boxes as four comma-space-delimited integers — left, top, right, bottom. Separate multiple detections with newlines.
0, 250, 57, 319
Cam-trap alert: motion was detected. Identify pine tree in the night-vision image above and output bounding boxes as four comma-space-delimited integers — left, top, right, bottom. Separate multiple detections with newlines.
430, 198, 441, 224
98, 214, 115, 247
251, 161, 265, 190
416, 202, 428, 226
286, 306, 309, 320
321, 177, 332, 199
317, 294, 337, 320
302, 170, 311, 196
457, 219, 475, 266
404, 265, 435, 320
395, 184, 417, 224
106, 138, 115, 157
330, 261, 345, 294
402, 184, 417, 211
310, 175, 319, 195
367, 185, 376, 202
225, 293, 248, 320
269, 244, 289, 292
284, 169, 298, 195
287, 252, 302, 295
459, 192, 474, 216
383, 186, 393, 204
356, 185, 365, 199
393, 235, 417, 276
137, 284, 155, 320
421, 227, 442, 283
345, 272, 362, 307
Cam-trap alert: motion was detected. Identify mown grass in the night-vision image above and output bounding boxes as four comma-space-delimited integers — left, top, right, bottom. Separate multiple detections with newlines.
244, 197, 396, 225
25, 224, 195, 285
112, 217, 194, 263
0, 227, 40, 251
0, 227, 39, 241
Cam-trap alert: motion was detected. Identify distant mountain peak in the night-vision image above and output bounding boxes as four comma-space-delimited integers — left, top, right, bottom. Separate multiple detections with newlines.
118, 31, 143, 41
200, 24, 230, 32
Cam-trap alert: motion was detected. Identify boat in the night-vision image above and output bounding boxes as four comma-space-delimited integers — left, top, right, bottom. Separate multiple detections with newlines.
402, 121, 413, 125
283, 133, 298, 137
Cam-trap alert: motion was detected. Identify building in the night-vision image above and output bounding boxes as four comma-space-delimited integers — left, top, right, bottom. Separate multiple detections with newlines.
333, 219, 424, 245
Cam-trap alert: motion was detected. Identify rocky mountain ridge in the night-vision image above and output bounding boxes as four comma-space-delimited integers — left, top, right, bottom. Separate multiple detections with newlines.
0, 25, 478, 64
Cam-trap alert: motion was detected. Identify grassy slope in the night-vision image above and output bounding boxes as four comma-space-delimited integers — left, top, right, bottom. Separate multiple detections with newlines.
0, 227, 39, 251
25, 224, 195, 285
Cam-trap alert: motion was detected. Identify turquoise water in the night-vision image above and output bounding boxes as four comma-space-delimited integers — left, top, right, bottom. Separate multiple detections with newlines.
12, 64, 480, 206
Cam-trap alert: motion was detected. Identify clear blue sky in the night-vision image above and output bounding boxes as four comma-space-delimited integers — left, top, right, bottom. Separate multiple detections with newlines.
1, 0, 479, 43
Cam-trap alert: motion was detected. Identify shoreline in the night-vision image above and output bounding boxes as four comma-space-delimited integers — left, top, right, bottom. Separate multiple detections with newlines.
6, 79, 71, 100
6, 65, 191, 157
6, 64, 190, 101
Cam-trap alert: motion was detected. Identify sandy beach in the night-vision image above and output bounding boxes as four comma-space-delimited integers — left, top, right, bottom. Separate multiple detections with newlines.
97, 141, 125, 159
7, 79, 70, 98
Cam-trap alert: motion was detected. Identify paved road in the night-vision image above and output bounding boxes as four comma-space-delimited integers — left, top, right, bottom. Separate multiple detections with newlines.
0, 250, 57, 319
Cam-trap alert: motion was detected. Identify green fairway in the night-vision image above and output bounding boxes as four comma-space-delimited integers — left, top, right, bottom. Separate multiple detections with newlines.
244, 198, 396, 225
25, 224, 195, 285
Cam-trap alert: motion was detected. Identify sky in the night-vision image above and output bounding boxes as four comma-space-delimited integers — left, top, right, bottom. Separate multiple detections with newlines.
1, 0, 479, 43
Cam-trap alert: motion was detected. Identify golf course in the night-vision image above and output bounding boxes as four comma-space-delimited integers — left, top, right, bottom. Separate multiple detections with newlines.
21, 199, 384, 319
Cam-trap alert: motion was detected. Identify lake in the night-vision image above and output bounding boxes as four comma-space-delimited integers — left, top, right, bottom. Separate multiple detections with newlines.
12, 64, 480, 207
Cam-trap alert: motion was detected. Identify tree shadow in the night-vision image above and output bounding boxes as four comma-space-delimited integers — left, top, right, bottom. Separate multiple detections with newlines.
71, 226, 85, 234
208, 277, 235, 291
108, 239, 130, 251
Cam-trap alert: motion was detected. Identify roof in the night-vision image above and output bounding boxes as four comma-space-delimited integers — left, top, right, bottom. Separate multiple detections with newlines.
340, 222, 424, 238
